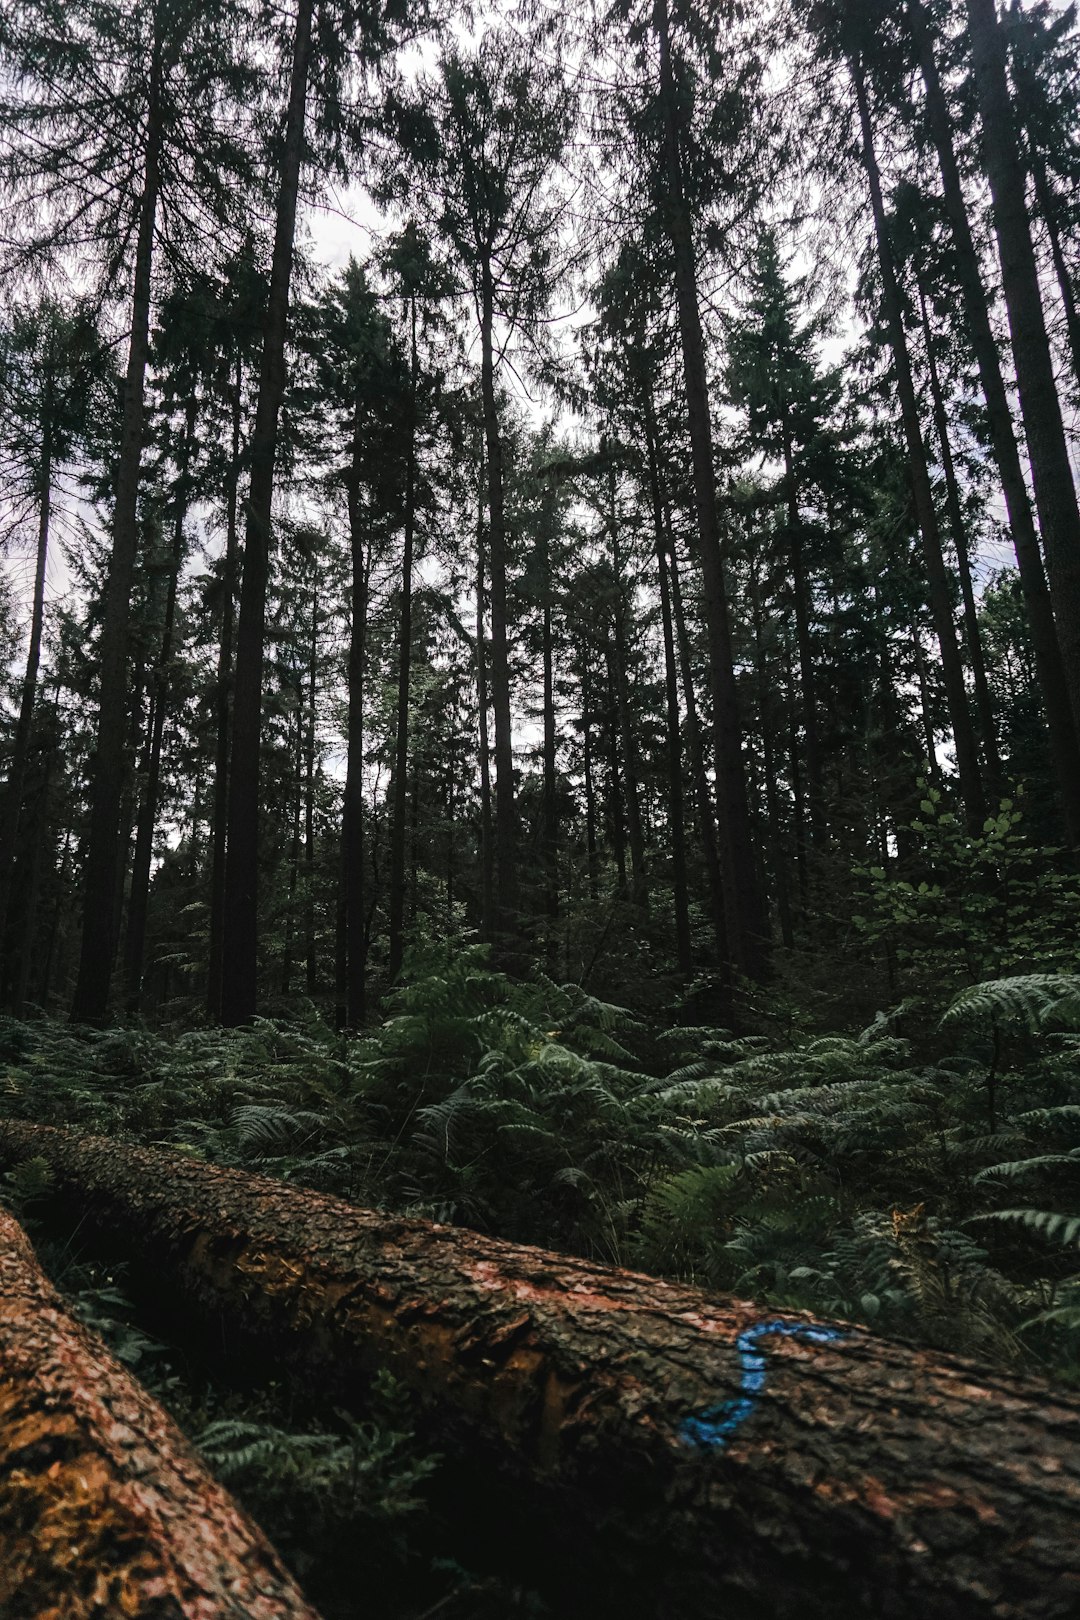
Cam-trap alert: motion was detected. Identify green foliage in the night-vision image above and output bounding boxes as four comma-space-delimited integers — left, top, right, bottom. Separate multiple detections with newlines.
854, 785, 1080, 989
194, 1372, 438, 1582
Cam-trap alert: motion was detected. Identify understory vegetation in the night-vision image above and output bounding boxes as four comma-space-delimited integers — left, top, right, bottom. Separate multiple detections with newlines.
3, 810, 1079, 1610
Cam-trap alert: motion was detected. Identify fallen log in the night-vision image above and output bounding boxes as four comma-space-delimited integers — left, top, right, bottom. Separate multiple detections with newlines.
0, 1203, 323, 1620
1, 1119, 1078, 1619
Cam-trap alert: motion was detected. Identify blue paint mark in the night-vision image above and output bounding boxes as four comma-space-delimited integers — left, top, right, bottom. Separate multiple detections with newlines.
681, 1319, 845, 1449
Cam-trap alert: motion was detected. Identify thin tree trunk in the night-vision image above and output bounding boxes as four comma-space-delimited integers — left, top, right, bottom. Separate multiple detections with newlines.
221, 0, 314, 1026
749, 557, 795, 950
389, 297, 418, 983
667, 535, 727, 967
5, 1122, 1080, 1620
480, 269, 518, 944
304, 579, 318, 997
70, 34, 163, 1025
476, 480, 495, 942
342, 399, 369, 1031
782, 421, 825, 847
580, 651, 600, 902
12, 742, 54, 1015
916, 276, 1004, 794
281, 702, 303, 998
604, 647, 628, 894
609, 469, 649, 913
124, 399, 196, 1008
852, 57, 985, 827
538, 492, 560, 959
642, 404, 691, 967
0, 377, 52, 988
964, 0, 1080, 742
654, 0, 766, 980
908, 0, 1080, 839
0, 1205, 320, 1620
207, 354, 242, 1020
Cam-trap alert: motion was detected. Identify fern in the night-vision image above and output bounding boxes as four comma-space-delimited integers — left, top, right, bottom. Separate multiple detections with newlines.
971, 1209, 1080, 1248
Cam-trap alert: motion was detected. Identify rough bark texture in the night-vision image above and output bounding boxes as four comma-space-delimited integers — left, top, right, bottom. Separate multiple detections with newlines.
0, 1204, 320, 1620
1, 1121, 1079, 1620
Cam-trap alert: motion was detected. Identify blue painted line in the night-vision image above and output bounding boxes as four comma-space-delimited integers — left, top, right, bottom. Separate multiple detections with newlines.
681, 1319, 845, 1449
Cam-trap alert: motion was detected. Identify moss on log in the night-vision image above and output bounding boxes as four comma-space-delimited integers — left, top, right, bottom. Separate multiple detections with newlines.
0, 1203, 323, 1620
1, 1119, 1079, 1619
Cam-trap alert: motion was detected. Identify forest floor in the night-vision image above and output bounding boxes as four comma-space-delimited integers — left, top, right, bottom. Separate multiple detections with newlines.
2, 951, 1079, 1615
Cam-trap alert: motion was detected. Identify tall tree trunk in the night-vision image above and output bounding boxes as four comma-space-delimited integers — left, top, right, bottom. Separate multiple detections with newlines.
1007, 7, 1080, 396
654, 0, 766, 980
0, 375, 52, 992
70, 34, 163, 1025
12, 740, 54, 1015
207, 354, 243, 1020
389, 297, 418, 983
604, 650, 628, 894
221, 0, 313, 1026
342, 398, 369, 1031
480, 268, 518, 945
539, 491, 560, 961
852, 57, 986, 827
908, 0, 1080, 839
475, 479, 495, 942
912, 627, 944, 784
281, 702, 303, 998
782, 422, 825, 847
749, 557, 795, 950
916, 276, 1004, 794
609, 468, 649, 913
964, 0, 1080, 743
642, 404, 691, 968
304, 579, 318, 997
580, 650, 600, 902
124, 399, 196, 1008
666, 535, 728, 968
6, 1122, 1080, 1620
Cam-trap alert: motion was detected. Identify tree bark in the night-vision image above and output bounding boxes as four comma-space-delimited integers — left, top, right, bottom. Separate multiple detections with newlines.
208, 355, 243, 1021
124, 397, 197, 1008
70, 30, 163, 1025
2, 1122, 1079, 1620
221, 0, 313, 1026
907, 0, 1080, 840
964, 0, 1080, 741
304, 579, 318, 997
0, 370, 53, 989
642, 406, 691, 966
388, 296, 418, 983
852, 56, 986, 827
342, 397, 369, 1031
480, 268, 518, 945
608, 467, 649, 913
782, 421, 825, 847
654, 0, 767, 980
579, 650, 600, 903
667, 533, 728, 968
0, 1204, 320, 1620
475, 479, 495, 942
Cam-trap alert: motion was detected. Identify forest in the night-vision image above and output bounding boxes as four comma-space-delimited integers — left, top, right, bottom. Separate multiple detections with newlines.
1, 0, 1080, 1614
